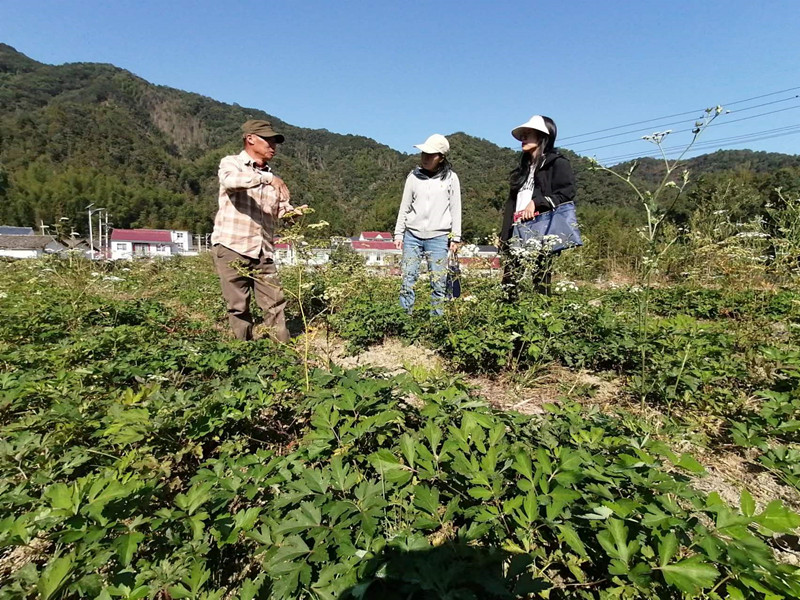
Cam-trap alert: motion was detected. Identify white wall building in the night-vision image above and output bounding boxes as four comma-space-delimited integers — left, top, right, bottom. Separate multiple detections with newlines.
110, 229, 176, 260
171, 230, 192, 253
351, 240, 400, 267
0, 235, 66, 259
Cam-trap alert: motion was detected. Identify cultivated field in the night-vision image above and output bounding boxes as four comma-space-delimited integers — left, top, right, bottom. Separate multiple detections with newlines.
2, 254, 800, 599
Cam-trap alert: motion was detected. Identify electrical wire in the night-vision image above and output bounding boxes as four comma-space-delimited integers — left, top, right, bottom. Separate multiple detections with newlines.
569, 104, 800, 154
596, 127, 800, 164
559, 85, 800, 141
563, 95, 800, 149
594, 125, 800, 164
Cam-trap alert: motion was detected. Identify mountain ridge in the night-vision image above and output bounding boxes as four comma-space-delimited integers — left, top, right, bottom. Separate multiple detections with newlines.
1, 44, 798, 240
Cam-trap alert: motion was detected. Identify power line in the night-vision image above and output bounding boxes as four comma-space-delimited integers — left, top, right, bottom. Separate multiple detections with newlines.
570, 104, 800, 154
563, 95, 800, 149
595, 124, 800, 164
596, 125, 800, 163
559, 85, 800, 142
597, 127, 800, 164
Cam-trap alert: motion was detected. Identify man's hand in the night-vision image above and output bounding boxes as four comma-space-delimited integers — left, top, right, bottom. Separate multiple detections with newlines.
271, 175, 291, 203
450, 241, 462, 254
394, 238, 403, 251
521, 200, 538, 221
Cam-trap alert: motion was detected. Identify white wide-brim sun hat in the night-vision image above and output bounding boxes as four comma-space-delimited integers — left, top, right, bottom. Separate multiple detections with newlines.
511, 115, 549, 141
414, 133, 450, 154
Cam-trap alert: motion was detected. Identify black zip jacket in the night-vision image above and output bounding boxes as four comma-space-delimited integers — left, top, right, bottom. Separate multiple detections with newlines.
500, 150, 576, 244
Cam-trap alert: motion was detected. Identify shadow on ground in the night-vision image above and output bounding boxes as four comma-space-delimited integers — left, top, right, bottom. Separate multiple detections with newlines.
341, 542, 549, 599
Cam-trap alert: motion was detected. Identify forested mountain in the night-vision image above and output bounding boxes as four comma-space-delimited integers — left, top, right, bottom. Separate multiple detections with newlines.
1, 44, 799, 241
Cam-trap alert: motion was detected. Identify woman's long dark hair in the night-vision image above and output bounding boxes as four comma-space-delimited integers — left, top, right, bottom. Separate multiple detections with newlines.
437, 155, 453, 180
509, 138, 547, 192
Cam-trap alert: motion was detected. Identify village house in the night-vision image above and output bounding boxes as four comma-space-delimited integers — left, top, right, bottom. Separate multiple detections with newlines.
110, 229, 191, 260
458, 244, 501, 272
0, 235, 66, 259
171, 230, 192, 253
273, 242, 330, 266
351, 239, 399, 267
63, 237, 101, 259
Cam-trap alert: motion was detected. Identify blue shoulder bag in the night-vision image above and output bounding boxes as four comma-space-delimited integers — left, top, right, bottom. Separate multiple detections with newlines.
511, 200, 583, 255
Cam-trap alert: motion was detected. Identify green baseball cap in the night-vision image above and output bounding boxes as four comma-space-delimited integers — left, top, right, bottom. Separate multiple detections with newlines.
242, 119, 285, 143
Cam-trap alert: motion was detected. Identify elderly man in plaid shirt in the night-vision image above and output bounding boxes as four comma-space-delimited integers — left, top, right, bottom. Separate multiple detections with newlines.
211, 119, 303, 342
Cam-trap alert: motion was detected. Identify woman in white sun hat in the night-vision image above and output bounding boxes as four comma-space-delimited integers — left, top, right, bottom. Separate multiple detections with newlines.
500, 115, 576, 297
393, 133, 462, 315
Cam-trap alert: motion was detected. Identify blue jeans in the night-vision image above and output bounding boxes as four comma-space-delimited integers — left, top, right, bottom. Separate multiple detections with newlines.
399, 231, 449, 315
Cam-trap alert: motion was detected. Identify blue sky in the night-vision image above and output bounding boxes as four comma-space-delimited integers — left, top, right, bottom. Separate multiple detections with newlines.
2, 0, 798, 163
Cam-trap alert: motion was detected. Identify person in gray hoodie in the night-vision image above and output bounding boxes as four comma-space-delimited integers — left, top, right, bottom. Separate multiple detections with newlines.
393, 134, 462, 315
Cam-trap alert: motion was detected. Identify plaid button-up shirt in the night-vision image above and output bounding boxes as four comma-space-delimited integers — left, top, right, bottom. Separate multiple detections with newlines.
211, 150, 292, 259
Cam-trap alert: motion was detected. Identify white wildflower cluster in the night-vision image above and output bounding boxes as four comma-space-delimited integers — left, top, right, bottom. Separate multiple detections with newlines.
566, 302, 581, 310
736, 232, 770, 239
630, 285, 643, 293
0, 292, 7, 299
642, 130, 672, 144
90, 272, 100, 277
539, 312, 552, 319
554, 280, 578, 294
712, 210, 727, 215
542, 235, 562, 253
103, 276, 124, 282
322, 283, 350, 305
509, 237, 543, 257
461, 295, 477, 303
510, 234, 561, 259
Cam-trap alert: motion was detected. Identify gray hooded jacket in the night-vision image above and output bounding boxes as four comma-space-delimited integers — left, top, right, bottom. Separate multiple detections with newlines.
393, 167, 462, 242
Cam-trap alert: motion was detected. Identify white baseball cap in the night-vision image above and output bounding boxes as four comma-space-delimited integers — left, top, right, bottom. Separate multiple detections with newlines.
512, 115, 550, 141
414, 133, 450, 155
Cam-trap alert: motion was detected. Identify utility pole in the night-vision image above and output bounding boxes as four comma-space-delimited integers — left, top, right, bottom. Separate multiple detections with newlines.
85, 204, 106, 259
97, 209, 105, 257
86, 204, 94, 257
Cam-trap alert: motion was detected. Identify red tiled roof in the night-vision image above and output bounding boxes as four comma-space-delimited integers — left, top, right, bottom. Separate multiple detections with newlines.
352, 241, 397, 250
460, 256, 501, 268
360, 231, 392, 240
111, 229, 172, 243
